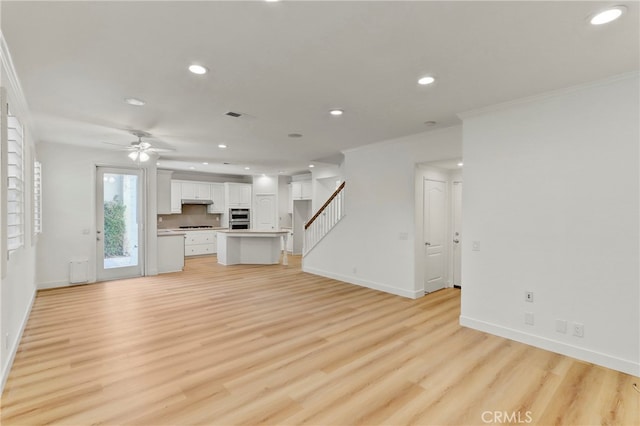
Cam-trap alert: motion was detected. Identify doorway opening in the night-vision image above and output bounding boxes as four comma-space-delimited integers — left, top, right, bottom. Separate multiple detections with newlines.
416, 159, 463, 294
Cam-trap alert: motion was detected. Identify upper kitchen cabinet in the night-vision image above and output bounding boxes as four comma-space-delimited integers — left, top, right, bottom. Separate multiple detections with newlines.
170, 181, 182, 214
207, 183, 225, 213
181, 182, 211, 200
225, 183, 251, 208
291, 181, 312, 201
157, 170, 173, 215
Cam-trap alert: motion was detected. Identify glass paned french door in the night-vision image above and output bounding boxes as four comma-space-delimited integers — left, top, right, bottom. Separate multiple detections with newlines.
96, 167, 144, 281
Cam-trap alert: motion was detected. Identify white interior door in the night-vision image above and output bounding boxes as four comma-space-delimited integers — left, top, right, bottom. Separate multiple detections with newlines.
96, 167, 144, 281
424, 179, 447, 293
255, 194, 276, 230
452, 181, 462, 287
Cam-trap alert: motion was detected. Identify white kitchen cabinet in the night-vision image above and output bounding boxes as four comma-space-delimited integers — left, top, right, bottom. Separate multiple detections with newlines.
158, 233, 185, 273
301, 181, 312, 199
291, 182, 302, 200
207, 183, 225, 213
182, 182, 211, 200
170, 181, 182, 214
225, 183, 252, 208
291, 181, 312, 201
184, 230, 217, 256
157, 170, 173, 215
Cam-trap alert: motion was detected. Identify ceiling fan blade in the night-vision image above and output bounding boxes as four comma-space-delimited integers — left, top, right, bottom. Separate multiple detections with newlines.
148, 147, 175, 153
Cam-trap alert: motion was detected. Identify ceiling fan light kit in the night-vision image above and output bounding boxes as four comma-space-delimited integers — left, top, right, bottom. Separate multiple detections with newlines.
128, 151, 150, 162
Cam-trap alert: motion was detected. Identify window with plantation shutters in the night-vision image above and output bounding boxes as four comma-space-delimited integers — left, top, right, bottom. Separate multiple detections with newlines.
34, 160, 42, 235
7, 114, 24, 251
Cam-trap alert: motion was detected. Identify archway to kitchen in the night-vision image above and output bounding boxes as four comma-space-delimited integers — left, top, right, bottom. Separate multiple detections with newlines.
415, 158, 463, 295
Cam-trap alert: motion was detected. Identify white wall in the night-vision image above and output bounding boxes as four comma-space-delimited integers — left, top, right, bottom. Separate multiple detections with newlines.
460, 73, 639, 376
0, 34, 38, 392
253, 174, 278, 195
311, 164, 343, 212
36, 143, 158, 289
303, 126, 462, 298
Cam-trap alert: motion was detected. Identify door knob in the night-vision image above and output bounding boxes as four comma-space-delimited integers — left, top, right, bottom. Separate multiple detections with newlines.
453, 239, 460, 243
425, 242, 431, 246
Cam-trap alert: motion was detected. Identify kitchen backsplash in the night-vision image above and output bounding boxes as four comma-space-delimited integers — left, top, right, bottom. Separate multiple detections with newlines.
158, 205, 222, 229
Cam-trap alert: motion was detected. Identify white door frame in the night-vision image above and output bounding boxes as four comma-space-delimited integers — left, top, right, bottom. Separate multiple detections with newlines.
452, 181, 462, 287
96, 166, 145, 281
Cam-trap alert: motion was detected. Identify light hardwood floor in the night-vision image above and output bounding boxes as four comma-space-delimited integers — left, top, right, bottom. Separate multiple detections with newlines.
1, 256, 638, 425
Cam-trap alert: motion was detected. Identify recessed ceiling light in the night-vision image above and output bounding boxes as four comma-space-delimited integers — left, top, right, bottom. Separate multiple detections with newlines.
424, 121, 437, 126
288, 133, 303, 138
188, 64, 208, 75
329, 109, 344, 116
244, 167, 251, 170
457, 162, 464, 167
124, 97, 145, 106
590, 6, 626, 25
265, 0, 280, 2
189, 166, 195, 170
156, 162, 160, 166
418, 76, 435, 85
309, 164, 315, 168
218, 144, 227, 149
202, 162, 208, 165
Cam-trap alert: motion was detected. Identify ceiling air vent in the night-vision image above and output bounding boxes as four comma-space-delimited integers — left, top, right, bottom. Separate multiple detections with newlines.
225, 111, 242, 118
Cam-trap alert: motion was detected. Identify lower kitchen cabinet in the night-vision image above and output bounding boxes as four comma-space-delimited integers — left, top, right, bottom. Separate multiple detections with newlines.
184, 230, 217, 256
158, 234, 185, 273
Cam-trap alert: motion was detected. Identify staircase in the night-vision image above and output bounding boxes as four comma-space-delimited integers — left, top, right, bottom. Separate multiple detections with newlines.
303, 181, 345, 255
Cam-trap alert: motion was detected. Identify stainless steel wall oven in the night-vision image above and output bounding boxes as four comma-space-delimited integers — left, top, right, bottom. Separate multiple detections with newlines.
229, 208, 250, 229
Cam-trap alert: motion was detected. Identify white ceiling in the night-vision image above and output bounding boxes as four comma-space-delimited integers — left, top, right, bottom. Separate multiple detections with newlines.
2, 1, 638, 176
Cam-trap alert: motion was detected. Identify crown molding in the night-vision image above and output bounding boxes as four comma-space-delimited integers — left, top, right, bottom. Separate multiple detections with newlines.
457, 71, 639, 120
1, 30, 37, 140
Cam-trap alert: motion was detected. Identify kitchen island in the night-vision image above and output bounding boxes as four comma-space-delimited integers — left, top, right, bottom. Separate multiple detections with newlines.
217, 230, 289, 266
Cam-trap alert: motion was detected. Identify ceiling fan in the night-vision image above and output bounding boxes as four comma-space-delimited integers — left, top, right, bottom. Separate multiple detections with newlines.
105, 130, 174, 162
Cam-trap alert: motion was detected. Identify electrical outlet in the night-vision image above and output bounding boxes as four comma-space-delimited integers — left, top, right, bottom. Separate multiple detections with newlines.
573, 322, 584, 337
525, 291, 534, 302
555, 319, 567, 334
525, 312, 534, 325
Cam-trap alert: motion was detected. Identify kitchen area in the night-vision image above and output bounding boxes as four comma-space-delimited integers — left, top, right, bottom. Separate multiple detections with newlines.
155, 170, 313, 273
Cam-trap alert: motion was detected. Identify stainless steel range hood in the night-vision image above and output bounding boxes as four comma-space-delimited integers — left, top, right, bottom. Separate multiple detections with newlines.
181, 199, 213, 205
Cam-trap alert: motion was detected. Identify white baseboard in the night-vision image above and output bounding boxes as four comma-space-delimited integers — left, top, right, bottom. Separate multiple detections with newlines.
303, 266, 424, 299
460, 315, 639, 377
37, 280, 73, 290
1, 287, 36, 394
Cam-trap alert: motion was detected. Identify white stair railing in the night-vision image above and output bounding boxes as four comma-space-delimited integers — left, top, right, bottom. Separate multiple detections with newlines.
304, 182, 345, 255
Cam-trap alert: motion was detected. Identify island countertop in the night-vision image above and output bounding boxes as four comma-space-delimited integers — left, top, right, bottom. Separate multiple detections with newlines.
216, 230, 288, 235
217, 230, 289, 265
